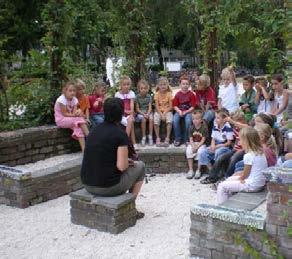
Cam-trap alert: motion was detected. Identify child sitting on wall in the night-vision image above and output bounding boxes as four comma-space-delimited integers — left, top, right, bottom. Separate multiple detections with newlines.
54, 81, 89, 151
88, 81, 107, 126
135, 79, 154, 146
76, 79, 90, 123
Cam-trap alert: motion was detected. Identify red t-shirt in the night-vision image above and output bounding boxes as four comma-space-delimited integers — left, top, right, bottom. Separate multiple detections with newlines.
195, 86, 217, 109
173, 90, 197, 111
263, 146, 277, 167
88, 94, 104, 114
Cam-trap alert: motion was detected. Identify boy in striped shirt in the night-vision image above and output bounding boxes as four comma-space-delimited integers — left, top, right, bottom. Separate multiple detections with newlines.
195, 109, 234, 179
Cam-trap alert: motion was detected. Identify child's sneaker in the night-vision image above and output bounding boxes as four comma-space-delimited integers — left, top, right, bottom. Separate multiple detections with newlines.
148, 135, 153, 146
141, 137, 146, 146
186, 170, 195, 179
194, 170, 201, 179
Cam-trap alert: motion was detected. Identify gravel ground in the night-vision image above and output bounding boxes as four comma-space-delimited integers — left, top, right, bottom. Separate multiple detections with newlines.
0, 173, 267, 259
0, 174, 217, 259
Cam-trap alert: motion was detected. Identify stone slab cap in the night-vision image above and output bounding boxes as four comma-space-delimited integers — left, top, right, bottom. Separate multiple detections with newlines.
191, 204, 265, 230
0, 153, 82, 180
0, 165, 31, 180
70, 188, 135, 209
138, 146, 185, 154
26, 156, 82, 178
0, 125, 57, 141
264, 166, 292, 184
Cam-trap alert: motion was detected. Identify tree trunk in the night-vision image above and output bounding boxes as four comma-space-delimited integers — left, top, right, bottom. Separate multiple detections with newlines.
156, 42, 164, 69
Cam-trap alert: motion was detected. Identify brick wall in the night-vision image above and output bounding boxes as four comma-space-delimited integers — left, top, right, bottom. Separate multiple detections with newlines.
138, 147, 188, 174
0, 125, 80, 166
189, 167, 292, 259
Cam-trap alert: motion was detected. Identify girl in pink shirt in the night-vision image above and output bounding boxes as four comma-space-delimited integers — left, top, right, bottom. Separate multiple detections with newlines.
254, 123, 278, 167
54, 81, 89, 151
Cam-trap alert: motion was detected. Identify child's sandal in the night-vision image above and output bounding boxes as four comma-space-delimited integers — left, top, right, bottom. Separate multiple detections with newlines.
156, 138, 161, 146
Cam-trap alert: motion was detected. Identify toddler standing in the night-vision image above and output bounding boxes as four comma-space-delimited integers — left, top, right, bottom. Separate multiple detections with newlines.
54, 81, 89, 151
186, 110, 209, 179
217, 127, 268, 204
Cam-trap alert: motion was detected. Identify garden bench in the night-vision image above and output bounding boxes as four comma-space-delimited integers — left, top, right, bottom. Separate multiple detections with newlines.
0, 153, 82, 208
70, 188, 137, 234
220, 190, 267, 211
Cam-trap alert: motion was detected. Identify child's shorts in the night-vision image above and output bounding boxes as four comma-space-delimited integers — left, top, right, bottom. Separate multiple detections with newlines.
186, 144, 206, 160
135, 113, 154, 123
154, 111, 173, 125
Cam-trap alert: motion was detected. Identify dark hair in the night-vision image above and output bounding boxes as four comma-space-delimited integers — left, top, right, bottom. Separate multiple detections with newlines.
243, 74, 255, 85
255, 77, 268, 87
272, 74, 284, 83
216, 108, 229, 118
104, 98, 124, 123
179, 75, 189, 83
193, 109, 204, 116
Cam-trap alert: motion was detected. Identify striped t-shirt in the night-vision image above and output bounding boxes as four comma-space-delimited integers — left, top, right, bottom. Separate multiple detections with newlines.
211, 122, 234, 144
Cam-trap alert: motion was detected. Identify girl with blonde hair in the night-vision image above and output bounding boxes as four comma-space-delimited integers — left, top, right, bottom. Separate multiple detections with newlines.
217, 127, 268, 204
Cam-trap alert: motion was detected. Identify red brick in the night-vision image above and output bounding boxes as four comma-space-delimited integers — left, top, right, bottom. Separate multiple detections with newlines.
279, 193, 292, 206
267, 182, 289, 194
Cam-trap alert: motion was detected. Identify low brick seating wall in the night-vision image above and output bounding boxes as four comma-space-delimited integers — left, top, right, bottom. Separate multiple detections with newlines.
138, 146, 188, 174
0, 125, 80, 166
70, 189, 137, 234
0, 153, 82, 208
189, 167, 292, 259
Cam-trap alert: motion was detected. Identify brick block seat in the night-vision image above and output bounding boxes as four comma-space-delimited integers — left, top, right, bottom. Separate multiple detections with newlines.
0, 153, 82, 208
189, 167, 292, 259
138, 145, 188, 174
70, 189, 137, 234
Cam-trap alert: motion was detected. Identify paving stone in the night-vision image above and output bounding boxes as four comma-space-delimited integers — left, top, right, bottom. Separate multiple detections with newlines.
221, 199, 260, 211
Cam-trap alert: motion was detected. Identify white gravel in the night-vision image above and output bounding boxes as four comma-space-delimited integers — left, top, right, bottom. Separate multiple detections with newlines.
0, 173, 267, 259
0, 174, 217, 259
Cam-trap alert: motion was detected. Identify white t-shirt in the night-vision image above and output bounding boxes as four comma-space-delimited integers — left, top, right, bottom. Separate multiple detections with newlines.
115, 90, 135, 100
56, 94, 78, 113
244, 152, 268, 189
218, 83, 239, 113
257, 99, 273, 114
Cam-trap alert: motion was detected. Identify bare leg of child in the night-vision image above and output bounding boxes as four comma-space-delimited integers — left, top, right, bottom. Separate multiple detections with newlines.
187, 158, 194, 171
80, 123, 89, 136
78, 137, 85, 151
149, 119, 154, 136
126, 117, 132, 136
131, 126, 136, 145
166, 123, 172, 141
154, 124, 160, 142
141, 118, 146, 138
